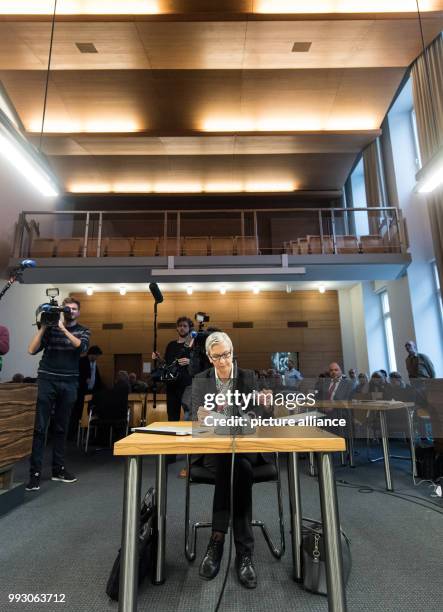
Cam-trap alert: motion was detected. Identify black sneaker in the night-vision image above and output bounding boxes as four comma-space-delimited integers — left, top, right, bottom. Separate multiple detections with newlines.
51, 468, 77, 483
25, 472, 41, 491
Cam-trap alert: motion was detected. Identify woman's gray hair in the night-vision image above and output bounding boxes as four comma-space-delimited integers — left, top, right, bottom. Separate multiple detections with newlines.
205, 331, 233, 355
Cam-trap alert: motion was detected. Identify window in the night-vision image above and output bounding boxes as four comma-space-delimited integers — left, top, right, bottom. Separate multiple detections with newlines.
410, 108, 422, 170
432, 260, 443, 332
380, 291, 397, 372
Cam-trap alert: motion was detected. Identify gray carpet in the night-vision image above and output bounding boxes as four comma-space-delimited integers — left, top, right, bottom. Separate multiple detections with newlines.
1, 440, 442, 612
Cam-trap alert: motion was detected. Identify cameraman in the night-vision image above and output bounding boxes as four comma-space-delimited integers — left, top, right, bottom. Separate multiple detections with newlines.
26, 297, 90, 491
152, 316, 193, 422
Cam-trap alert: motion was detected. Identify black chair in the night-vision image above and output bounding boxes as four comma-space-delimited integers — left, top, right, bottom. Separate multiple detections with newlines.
184, 453, 285, 561
85, 385, 130, 452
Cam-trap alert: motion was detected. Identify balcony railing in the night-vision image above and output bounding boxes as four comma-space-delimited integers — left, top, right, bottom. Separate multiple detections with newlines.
13, 207, 407, 259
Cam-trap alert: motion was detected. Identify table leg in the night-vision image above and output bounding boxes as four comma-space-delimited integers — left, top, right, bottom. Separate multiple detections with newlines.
309, 452, 316, 476
317, 453, 347, 612
348, 410, 355, 468
287, 452, 303, 582
153, 454, 167, 585
406, 408, 418, 478
119, 456, 142, 612
379, 411, 393, 492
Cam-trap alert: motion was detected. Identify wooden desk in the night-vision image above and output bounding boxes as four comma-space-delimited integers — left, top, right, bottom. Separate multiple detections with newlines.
315, 400, 416, 491
114, 422, 347, 612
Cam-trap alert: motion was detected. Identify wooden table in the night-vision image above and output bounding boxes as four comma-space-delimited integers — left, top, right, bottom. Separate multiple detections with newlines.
114, 422, 347, 612
315, 400, 416, 491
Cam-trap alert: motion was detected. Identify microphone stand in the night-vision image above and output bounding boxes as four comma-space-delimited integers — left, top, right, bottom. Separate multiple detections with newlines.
141, 298, 160, 427
0, 268, 24, 302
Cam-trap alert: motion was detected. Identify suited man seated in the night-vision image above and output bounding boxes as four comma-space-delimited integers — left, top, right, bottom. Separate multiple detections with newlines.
317, 362, 355, 402
191, 331, 273, 590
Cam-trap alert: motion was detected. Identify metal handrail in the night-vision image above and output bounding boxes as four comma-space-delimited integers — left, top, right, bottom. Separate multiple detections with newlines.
17, 206, 407, 258
21, 206, 402, 215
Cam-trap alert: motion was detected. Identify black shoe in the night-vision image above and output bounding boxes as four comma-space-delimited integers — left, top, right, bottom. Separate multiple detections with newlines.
235, 553, 257, 589
199, 536, 224, 580
51, 468, 77, 483
25, 472, 41, 491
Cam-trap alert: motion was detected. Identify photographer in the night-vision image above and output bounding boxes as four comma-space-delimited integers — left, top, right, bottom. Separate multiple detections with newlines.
26, 297, 90, 491
152, 316, 193, 422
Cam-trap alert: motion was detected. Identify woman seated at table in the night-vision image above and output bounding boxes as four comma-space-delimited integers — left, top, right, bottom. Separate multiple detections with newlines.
191, 331, 272, 590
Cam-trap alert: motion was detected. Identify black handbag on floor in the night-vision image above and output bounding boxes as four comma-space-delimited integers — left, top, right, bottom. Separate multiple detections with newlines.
302, 518, 351, 596
106, 487, 158, 601
415, 445, 443, 481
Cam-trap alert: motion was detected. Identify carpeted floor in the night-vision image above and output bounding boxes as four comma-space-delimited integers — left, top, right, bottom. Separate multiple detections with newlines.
1, 439, 442, 612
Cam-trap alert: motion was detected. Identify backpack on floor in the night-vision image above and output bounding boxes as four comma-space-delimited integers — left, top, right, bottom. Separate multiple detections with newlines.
106, 487, 157, 601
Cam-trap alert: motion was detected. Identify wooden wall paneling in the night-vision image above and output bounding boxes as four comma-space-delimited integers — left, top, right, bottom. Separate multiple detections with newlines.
71, 290, 342, 379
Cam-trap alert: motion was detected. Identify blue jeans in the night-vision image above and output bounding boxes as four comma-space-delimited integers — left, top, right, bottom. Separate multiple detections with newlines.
29, 377, 78, 474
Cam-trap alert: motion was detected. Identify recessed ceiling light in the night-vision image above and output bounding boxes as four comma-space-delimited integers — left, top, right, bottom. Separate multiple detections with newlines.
292, 42, 312, 52
75, 42, 98, 54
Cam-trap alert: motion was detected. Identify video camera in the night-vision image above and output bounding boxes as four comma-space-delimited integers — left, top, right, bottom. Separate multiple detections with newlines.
35, 288, 71, 328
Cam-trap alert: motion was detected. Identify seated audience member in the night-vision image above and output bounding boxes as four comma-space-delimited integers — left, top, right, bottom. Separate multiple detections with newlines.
369, 370, 389, 397
353, 372, 369, 396
192, 331, 273, 590
128, 372, 148, 393
91, 371, 130, 425
383, 371, 415, 402
318, 362, 354, 401
348, 368, 358, 387
11, 373, 25, 383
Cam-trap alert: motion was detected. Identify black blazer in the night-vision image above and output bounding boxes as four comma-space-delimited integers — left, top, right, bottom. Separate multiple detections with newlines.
191, 366, 273, 463
191, 366, 272, 420
316, 377, 354, 401
79, 356, 102, 394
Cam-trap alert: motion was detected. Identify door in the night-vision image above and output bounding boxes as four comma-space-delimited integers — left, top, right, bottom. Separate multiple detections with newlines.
114, 354, 143, 380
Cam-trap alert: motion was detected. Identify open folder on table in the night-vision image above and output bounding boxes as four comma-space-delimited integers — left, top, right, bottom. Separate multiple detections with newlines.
132, 424, 193, 436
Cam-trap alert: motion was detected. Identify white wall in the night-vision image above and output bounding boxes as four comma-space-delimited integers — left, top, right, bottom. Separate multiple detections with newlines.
374, 278, 415, 379
338, 282, 388, 376
0, 156, 58, 379
388, 79, 443, 375
0, 157, 58, 274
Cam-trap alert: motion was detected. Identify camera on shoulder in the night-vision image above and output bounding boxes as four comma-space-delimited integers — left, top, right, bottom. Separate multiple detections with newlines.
35, 288, 71, 328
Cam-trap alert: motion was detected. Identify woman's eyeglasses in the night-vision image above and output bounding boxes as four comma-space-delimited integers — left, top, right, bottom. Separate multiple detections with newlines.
210, 351, 232, 362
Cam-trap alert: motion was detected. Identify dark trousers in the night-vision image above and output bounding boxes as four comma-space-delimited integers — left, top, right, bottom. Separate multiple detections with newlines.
30, 377, 78, 474
166, 383, 187, 421
205, 453, 261, 555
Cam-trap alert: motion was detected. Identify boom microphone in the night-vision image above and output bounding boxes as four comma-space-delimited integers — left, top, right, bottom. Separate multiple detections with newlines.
149, 282, 163, 304
20, 259, 37, 269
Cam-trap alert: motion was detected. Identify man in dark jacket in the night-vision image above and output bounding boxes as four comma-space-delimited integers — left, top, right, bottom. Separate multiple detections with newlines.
192, 331, 273, 590
405, 340, 435, 379
68, 345, 103, 439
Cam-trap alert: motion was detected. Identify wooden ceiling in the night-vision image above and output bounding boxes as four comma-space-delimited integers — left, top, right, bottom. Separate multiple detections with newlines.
0, 4, 442, 196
